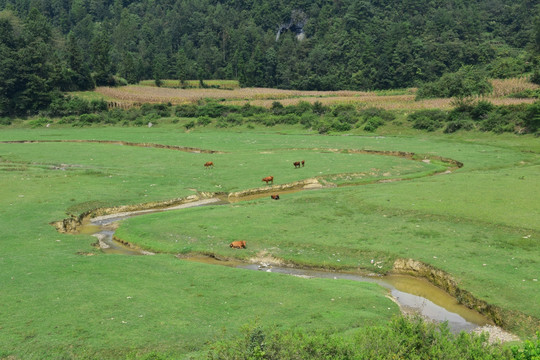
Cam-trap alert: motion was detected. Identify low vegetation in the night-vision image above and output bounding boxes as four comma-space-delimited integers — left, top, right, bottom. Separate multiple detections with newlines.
0, 124, 538, 358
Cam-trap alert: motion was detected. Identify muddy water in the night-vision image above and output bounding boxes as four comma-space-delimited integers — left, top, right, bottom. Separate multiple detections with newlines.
79, 193, 492, 333
236, 265, 490, 332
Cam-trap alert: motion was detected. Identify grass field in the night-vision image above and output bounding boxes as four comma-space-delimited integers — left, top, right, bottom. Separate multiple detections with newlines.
0, 124, 539, 358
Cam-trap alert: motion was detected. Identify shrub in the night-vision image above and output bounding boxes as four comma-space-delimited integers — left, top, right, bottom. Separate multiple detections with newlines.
293, 101, 313, 115
407, 109, 447, 131
175, 104, 198, 117
240, 103, 266, 117
196, 116, 212, 126
471, 100, 495, 121
270, 101, 285, 115
219, 113, 243, 126
524, 101, 540, 133
508, 89, 540, 99
359, 107, 395, 122
184, 120, 196, 129
0, 117, 12, 125
29, 117, 49, 128
196, 102, 230, 118
337, 111, 360, 125
208, 317, 511, 359
364, 116, 385, 132
300, 113, 318, 128
312, 101, 329, 115
141, 103, 170, 117
58, 115, 78, 124
417, 66, 493, 99
277, 114, 300, 125
331, 120, 353, 132
79, 113, 102, 125
511, 332, 540, 360
444, 120, 475, 133
331, 104, 356, 116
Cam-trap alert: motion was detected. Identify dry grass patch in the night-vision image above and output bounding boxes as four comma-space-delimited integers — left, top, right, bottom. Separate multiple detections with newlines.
95, 82, 538, 110
490, 77, 539, 97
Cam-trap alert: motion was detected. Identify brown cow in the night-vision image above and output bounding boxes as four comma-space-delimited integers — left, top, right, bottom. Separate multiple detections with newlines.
270, 194, 280, 200
293, 161, 301, 168
301, 160, 305, 167
229, 240, 247, 249
262, 176, 274, 184
204, 161, 214, 168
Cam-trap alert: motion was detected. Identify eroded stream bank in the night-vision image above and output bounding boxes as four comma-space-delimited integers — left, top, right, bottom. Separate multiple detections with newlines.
49, 151, 518, 341
73, 192, 501, 336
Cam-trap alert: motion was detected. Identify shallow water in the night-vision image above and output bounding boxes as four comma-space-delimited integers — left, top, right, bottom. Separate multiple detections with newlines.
78, 193, 492, 333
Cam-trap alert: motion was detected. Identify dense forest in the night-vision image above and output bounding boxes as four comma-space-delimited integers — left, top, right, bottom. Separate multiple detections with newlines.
0, 0, 539, 115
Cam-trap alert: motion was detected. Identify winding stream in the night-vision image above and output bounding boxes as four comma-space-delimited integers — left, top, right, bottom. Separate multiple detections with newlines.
80, 195, 493, 334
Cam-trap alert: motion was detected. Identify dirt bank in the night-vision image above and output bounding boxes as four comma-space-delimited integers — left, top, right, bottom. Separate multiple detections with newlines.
393, 258, 539, 336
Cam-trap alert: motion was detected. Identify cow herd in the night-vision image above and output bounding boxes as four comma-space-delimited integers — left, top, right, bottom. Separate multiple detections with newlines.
204, 159, 305, 250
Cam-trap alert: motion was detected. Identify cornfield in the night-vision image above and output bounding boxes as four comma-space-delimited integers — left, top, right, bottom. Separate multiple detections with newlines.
95, 78, 538, 110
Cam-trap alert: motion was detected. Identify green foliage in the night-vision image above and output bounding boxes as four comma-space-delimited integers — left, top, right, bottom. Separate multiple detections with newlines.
417, 66, 493, 99
175, 104, 198, 117
363, 116, 385, 132
444, 119, 475, 133
209, 316, 512, 359
408, 109, 447, 131
511, 332, 540, 360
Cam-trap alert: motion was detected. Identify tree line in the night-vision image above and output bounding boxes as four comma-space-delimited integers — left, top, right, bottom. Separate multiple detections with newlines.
1, 0, 539, 116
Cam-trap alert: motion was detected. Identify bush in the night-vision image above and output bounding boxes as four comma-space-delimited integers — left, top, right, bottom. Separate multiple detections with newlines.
79, 113, 102, 125
331, 120, 353, 132
417, 66, 493, 99
141, 103, 170, 117
408, 109, 447, 131
219, 113, 243, 126
208, 316, 511, 359
337, 111, 360, 125
196, 116, 212, 126
312, 101, 329, 115
28, 117, 49, 128
293, 101, 313, 115
524, 101, 540, 133
175, 104, 198, 117
364, 116, 385, 132
0, 117, 12, 125
196, 102, 230, 118
240, 103, 266, 117
444, 120, 475, 133
270, 101, 285, 115
359, 107, 393, 121
471, 100, 495, 120
300, 113, 318, 128
331, 104, 356, 116
511, 332, 540, 360
277, 114, 300, 125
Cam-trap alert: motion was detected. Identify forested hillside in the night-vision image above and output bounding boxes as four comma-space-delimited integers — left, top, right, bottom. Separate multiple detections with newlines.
1, 0, 539, 115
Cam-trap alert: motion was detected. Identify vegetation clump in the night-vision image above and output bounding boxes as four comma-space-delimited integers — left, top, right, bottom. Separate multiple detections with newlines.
208, 317, 516, 360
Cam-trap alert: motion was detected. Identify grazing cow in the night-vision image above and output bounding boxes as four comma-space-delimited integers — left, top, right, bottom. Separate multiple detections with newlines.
229, 240, 247, 249
262, 176, 274, 184
270, 194, 280, 200
301, 160, 305, 167
204, 161, 214, 168
293, 161, 301, 168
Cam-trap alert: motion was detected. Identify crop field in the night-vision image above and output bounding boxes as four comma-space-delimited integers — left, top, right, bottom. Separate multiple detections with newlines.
92, 78, 539, 110
0, 126, 539, 359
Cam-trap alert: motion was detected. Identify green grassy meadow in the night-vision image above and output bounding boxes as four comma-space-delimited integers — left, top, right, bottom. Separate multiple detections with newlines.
0, 126, 539, 358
